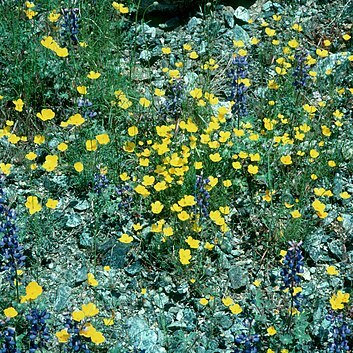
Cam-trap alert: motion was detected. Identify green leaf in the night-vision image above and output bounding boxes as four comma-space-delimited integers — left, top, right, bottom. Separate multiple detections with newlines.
66, 213, 82, 228
280, 333, 293, 345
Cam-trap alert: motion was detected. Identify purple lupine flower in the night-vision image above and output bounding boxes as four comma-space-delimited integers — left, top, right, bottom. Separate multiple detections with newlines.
193, 175, 210, 218
229, 55, 249, 126
0, 185, 26, 284
26, 309, 51, 353
293, 53, 310, 88
280, 241, 304, 311
0, 326, 22, 353
327, 312, 351, 352
63, 316, 90, 353
61, 8, 80, 46
234, 320, 261, 353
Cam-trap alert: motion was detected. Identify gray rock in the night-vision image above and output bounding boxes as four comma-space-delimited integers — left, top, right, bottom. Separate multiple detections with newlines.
139, 49, 152, 63
168, 306, 179, 314
145, 26, 157, 38
176, 282, 189, 294
53, 285, 72, 311
199, 40, 207, 54
73, 199, 90, 211
219, 239, 233, 254
231, 24, 250, 42
228, 265, 248, 289
137, 23, 152, 36
187, 16, 202, 31
103, 242, 130, 269
65, 213, 82, 228
125, 261, 143, 276
234, 6, 250, 22
328, 240, 344, 259
304, 230, 330, 262
223, 7, 235, 28
219, 253, 231, 270
341, 141, 353, 161
319, 52, 350, 73
333, 173, 345, 195
249, 0, 266, 18
184, 72, 198, 91
74, 265, 88, 285
48, 138, 59, 148
342, 214, 353, 235
153, 292, 169, 309
322, 209, 337, 226
79, 232, 92, 248
127, 317, 166, 353
183, 308, 197, 329
347, 251, 353, 264
262, 0, 283, 13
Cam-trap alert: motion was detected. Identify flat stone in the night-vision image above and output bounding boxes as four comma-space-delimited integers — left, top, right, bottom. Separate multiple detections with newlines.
127, 317, 166, 353
187, 16, 202, 31
224, 7, 235, 28
103, 242, 130, 269
53, 285, 72, 311
234, 6, 250, 22
153, 292, 169, 308
73, 199, 90, 211
65, 213, 82, 228
231, 24, 249, 42
228, 265, 248, 289
125, 260, 143, 276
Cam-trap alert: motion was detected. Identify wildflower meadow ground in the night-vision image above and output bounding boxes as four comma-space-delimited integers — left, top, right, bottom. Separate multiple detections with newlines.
0, 0, 352, 352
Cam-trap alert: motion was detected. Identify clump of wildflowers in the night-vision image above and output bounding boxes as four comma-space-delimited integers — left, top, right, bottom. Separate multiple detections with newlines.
330, 291, 350, 310
115, 184, 133, 210
0, 326, 21, 353
78, 98, 97, 120
57, 303, 104, 350
293, 53, 310, 88
0, 185, 26, 284
25, 309, 51, 353
281, 241, 304, 288
93, 166, 109, 193
326, 312, 351, 352
193, 175, 210, 218
61, 8, 80, 46
228, 52, 249, 126
160, 79, 184, 121
234, 320, 261, 353
280, 241, 304, 312
62, 316, 90, 353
